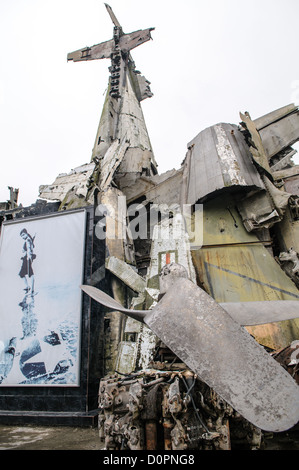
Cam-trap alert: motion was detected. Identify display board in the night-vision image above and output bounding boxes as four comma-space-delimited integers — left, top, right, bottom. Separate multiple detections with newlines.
0, 210, 86, 386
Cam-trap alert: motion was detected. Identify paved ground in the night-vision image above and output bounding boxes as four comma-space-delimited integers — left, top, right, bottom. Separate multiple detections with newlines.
0, 425, 104, 450
1, 424, 299, 451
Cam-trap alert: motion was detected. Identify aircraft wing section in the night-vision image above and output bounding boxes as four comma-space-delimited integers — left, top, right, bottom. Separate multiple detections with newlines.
119, 28, 155, 53
67, 39, 114, 62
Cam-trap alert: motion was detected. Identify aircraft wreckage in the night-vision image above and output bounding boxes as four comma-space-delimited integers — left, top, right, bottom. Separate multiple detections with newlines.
1, 3, 299, 450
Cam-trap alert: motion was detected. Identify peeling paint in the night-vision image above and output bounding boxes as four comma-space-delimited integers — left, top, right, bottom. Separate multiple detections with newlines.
215, 124, 246, 186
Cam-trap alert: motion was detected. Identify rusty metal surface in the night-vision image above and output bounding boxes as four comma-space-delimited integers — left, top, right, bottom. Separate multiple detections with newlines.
192, 245, 299, 350
190, 194, 299, 350
145, 278, 299, 433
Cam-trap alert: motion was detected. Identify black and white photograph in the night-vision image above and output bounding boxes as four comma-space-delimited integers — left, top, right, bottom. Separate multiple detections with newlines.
0, 0, 299, 454
0, 210, 86, 386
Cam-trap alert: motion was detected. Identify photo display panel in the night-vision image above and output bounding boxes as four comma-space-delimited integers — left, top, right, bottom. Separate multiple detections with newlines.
0, 210, 86, 386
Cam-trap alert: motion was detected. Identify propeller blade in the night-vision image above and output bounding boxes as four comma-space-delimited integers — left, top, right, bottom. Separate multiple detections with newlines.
80, 285, 147, 322
220, 300, 299, 326
81, 285, 299, 326
81, 281, 299, 432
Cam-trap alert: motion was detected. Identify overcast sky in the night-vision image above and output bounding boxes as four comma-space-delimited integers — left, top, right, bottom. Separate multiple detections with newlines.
1, 0, 299, 207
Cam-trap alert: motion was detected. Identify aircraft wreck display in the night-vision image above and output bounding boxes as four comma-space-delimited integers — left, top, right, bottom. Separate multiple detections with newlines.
1, 3, 299, 450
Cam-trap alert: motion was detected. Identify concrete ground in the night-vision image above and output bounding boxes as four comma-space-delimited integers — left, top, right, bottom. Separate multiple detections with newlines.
1, 424, 299, 451
0, 424, 105, 450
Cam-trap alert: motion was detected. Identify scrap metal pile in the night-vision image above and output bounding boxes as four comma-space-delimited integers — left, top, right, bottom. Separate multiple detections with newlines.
96, 337, 299, 451
98, 360, 263, 450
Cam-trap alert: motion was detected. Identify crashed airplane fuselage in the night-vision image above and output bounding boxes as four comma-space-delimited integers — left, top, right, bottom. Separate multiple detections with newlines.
1, 3, 299, 451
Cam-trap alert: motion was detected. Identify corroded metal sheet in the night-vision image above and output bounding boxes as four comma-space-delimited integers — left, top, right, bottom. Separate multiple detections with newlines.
67, 40, 114, 62
190, 195, 299, 350
145, 278, 299, 433
258, 110, 299, 159
184, 123, 265, 205
105, 256, 146, 293
192, 246, 299, 350
114, 341, 138, 375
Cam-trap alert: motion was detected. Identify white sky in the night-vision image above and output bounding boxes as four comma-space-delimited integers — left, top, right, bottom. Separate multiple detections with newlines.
1, 0, 299, 207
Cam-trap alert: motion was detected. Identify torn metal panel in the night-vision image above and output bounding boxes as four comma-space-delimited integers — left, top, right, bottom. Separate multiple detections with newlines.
97, 186, 135, 374
114, 341, 139, 375
117, 148, 153, 174
273, 165, 299, 196
98, 136, 130, 190
239, 112, 272, 175
99, 187, 135, 264
105, 255, 146, 293
94, 187, 134, 370
270, 147, 297, 172
257, 107, 299, 161
254, 103, 298, 131
279, 248, 299, 288
91, 71, 155, 166
183, 123, 265, 205
129, 69, 153, 102
119, 168, 183, 205
89, 78, 156, 198
237, 189, 281, 232
240, 104, 299, 173
114, 78, 154, 153
269, 165, 299, 269
38, 162, 95, 209
237, 176, 293, 232
262, 175, 293, 216
141, 169, 183, 206
272, 340, 299, 385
